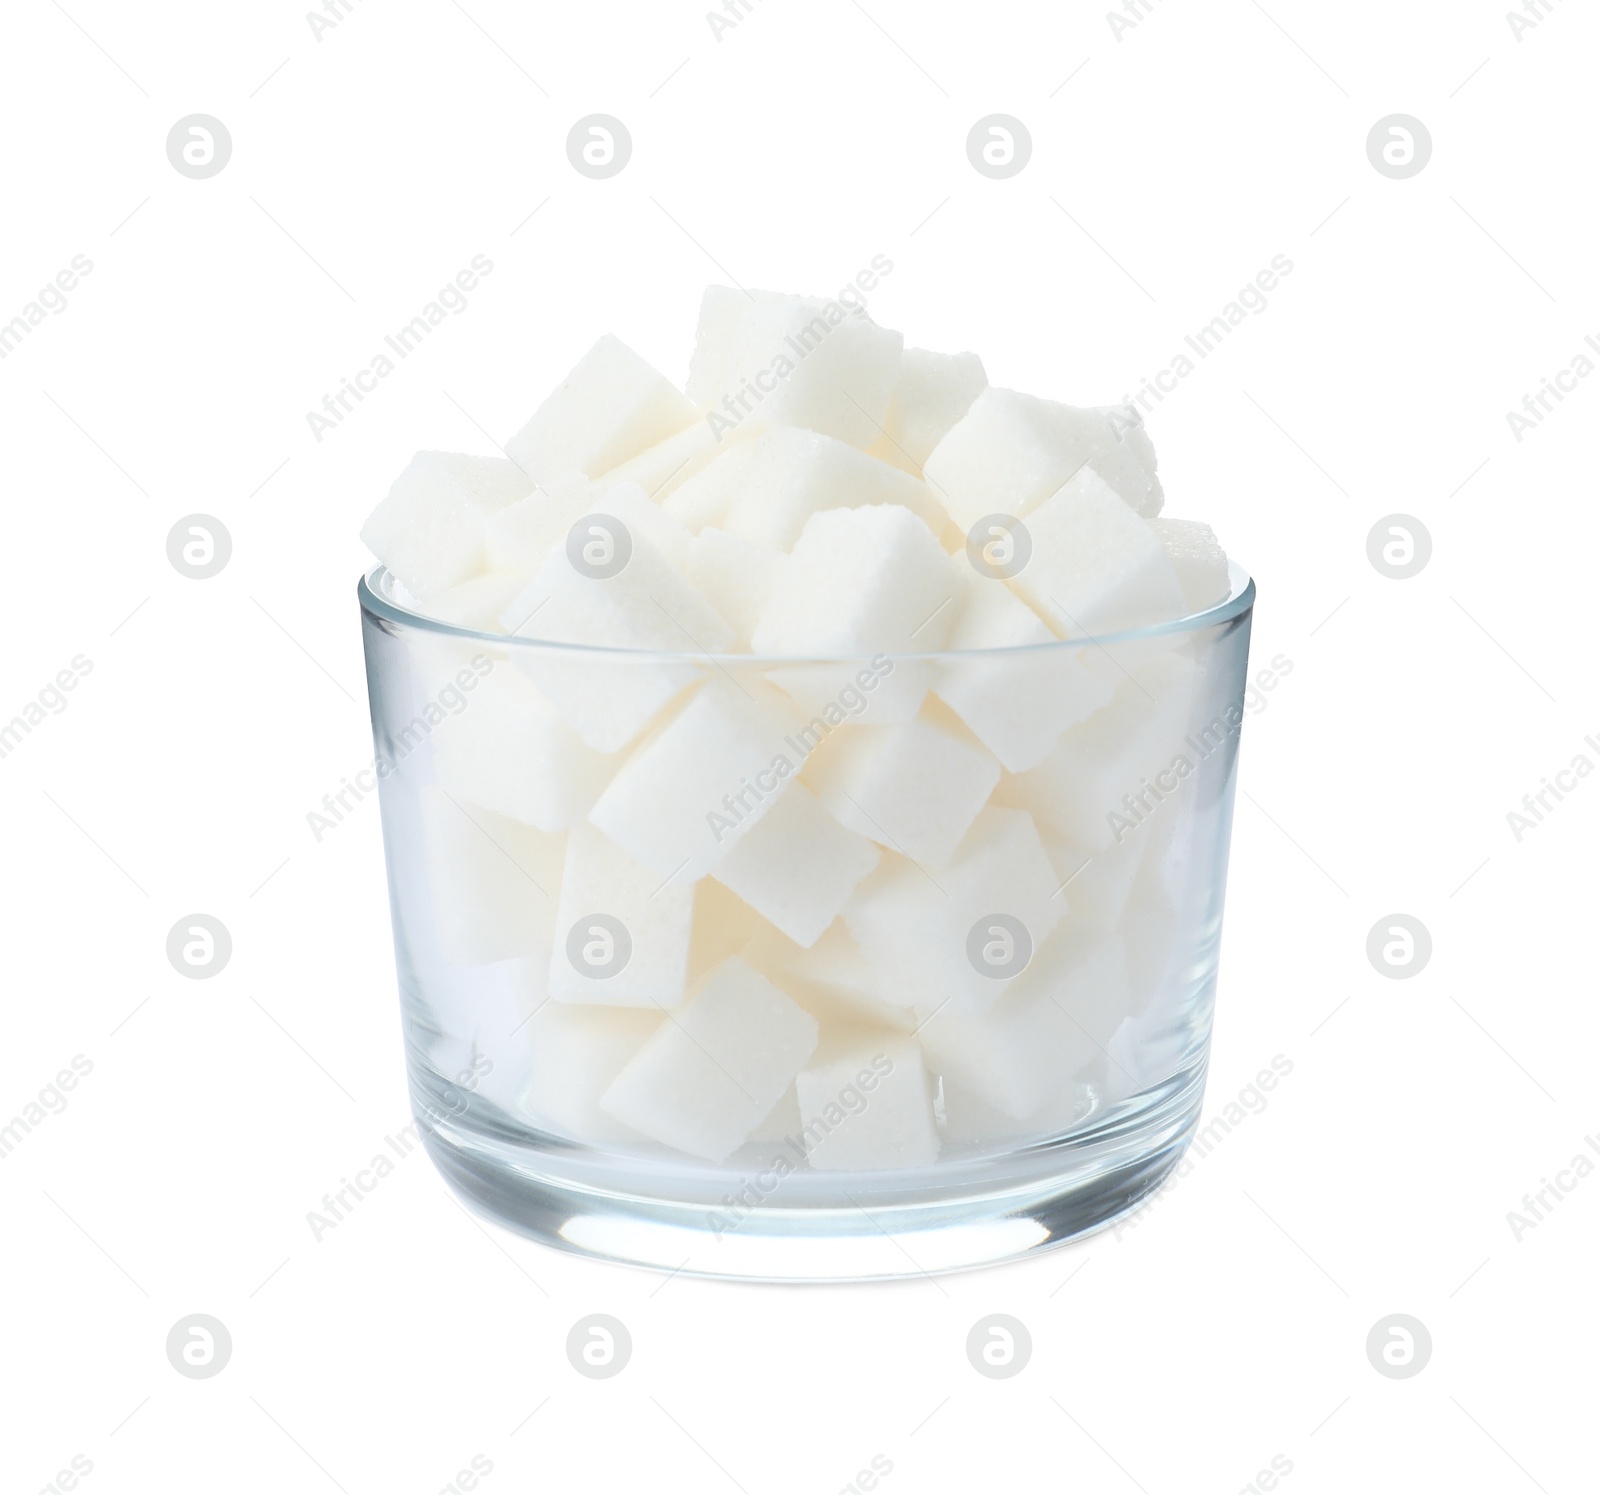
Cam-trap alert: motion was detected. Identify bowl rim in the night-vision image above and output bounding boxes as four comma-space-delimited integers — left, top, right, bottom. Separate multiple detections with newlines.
358, 560, 1254, 664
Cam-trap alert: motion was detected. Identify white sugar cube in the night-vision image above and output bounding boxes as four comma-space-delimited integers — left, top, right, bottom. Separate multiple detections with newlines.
754, 505, 959, 720
719, 426, 945, 551
742, 922, 918, 1032
432, 664, 618, 832
795, 1037, 940, 1170
588, 676, 805, 882
1008, 465, 1185, 636
521, 1003, 663, 1143
916, 927, 1133, 1121
712, 782, 880, 947
1010, 652, 1198, 851
661, 440, 758, 534
842, 806, 1063, 1018
1099, 405, 1164, 511
689, 878, 765, 979
418, 787, 561, 965
548, 824, 695, 1010
596, 418, 721, 500
1031, 818, 1156, 932
874, 346, 987, 471
362, 452, 531, 600
500, 516, 732, 753
806, 708, 999, 869
424, 572, 526, 632
600, 955, 820, 1161
686, 286, 903, 450
923, 386, 1162, 533
685, 527, 790, 649
935, 561, 1114, 772
1152, 517, 1231, 613
506, 334, 697, 483
488, 476, 694, 583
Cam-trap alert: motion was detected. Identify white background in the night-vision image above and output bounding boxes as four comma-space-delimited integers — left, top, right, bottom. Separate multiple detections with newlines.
2, 0, 1596, 1490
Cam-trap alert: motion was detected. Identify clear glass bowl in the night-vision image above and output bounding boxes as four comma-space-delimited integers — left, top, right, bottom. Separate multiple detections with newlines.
358, 562, 1254, 1280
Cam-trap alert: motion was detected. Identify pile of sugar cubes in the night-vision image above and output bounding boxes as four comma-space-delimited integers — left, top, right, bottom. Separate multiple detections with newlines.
362, 284, 1233, 1173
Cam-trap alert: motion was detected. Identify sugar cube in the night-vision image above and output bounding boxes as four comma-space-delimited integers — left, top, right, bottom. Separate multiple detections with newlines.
588, 676, 805, 882
686, 286, 903, 450
1007, 465, 1185, 636
506, 334, 698, 483
795, 1037, 940, 1170
1153, 517, 1231, 613
418, 787, 562, 966
362, 452, 531, 600
431, 664, 619, 832
600, 955, 820, 1161
520, 1003, 663, 1143
805, 707, 1000, 869
548, 823, 695, 1010
873, 347, 987, 471
712, 782, 880, 947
